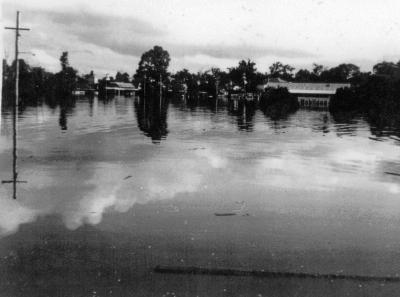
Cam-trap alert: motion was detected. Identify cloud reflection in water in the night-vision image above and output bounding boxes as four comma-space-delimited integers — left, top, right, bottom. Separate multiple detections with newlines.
1, 107, 400, 237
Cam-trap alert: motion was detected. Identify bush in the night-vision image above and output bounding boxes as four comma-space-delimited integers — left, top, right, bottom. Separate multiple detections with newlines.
259, 87, 299, 119
329, 87, 361, 112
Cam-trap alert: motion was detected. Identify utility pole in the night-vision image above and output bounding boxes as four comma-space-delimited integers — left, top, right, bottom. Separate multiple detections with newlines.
143, 73, 146, 98
159, 73, 162, 96
105, 73, 109, 100
2, 11, 30, 199
159, 73, 162, 110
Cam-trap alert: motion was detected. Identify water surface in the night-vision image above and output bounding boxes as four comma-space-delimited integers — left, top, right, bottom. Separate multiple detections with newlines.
1, 96, 400, 296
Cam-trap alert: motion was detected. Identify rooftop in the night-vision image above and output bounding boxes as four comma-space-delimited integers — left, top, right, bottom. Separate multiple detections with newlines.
108, 82, 136, 89
264, 81, 351, 95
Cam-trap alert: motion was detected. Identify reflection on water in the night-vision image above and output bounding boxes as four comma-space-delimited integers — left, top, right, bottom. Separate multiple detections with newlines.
134, 96, 169, 143
1, 95, 400, 296
227, 100, 256, 131
58, 99, 76, 131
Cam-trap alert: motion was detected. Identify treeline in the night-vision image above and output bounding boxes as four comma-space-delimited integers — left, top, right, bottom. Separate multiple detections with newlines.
2, 52, 78, 104
2, 51, 135, 106
2, 45, 400, 125
131, 46, 371, 96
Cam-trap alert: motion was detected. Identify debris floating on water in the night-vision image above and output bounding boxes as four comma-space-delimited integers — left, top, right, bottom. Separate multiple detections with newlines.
188, 147, 206, 151
123, 175, 133, 180
214, 212, 237, 216
214, 201, 250, 216
385, 172, 400, 177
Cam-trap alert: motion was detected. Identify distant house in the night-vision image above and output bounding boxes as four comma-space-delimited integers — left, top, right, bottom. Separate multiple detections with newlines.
106, 82, 138, 96
72, 71, 97, 96
261, 79, 350, 108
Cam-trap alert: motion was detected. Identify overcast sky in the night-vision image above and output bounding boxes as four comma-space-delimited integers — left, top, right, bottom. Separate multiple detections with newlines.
2, 0, 400, 78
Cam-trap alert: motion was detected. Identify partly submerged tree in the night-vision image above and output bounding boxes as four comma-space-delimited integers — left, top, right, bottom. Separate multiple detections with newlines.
171, 68, 198, 94
134, 46, 170, 86
259, 87, 299, 120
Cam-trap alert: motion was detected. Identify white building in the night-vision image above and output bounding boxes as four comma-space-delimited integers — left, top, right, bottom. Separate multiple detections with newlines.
263, 79, 350, 108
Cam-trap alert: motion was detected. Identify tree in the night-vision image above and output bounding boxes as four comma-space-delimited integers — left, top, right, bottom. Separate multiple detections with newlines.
373, 61, 399, 78
197, 70, 214, 94
228, 59, 259, 92
259, 87, 299, 120
4, 59, 34, 101
115, 71, 130, 82
320, 63, 360, 82
2, 58, 55, 104
312, 63, 325, 78
172, 68, 196, 93
55, 51, 77, 97
268, 62, 294, 81
31, 66, 51, 98
294, 69, 312, 82
134, 45, 170, 86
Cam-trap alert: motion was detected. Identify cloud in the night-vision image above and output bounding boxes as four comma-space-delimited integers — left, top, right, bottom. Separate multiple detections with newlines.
54, 158, 207, 230
0, 194, 37, 236
3, 6, 315, 66
3, 0, 400, 74
195, 148, 227, 169
27, 9, 166, 57
51, 10, 165, 36
30, 49, 60, 72
0, 147, 223, 234
171, 44, 316, 60
44, 9, 315, 61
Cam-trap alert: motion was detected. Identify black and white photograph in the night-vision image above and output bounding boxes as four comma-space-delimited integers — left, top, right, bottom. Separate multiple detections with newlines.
1, 0, 400, 296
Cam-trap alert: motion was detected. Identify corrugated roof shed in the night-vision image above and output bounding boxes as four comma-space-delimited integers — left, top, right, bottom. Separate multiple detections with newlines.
109, 82, 136, 89
265, 82, 350, 95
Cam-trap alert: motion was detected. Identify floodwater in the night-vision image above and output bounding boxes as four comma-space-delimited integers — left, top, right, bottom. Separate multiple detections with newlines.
1, 95, 400, 296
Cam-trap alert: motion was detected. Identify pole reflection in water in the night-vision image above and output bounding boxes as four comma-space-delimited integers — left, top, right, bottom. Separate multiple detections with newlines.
1, 97, 27, 199
227, 99, 256, 131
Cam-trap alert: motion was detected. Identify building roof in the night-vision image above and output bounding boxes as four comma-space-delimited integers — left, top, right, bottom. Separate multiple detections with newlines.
268, 77, 288, 83
265, 82, 350, 95
108, 82, 136, 89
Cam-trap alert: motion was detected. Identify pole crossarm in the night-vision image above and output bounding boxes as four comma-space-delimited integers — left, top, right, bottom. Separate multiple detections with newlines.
4, 27, 30, 31
1, 180, 28, 184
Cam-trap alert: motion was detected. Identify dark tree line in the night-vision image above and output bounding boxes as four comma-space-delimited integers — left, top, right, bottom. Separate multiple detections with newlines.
2, 52, 83, 106
3, 44, 400, 126
330, 62, 400, 127
2, 51, 129, 107
2, 59, 53, 103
